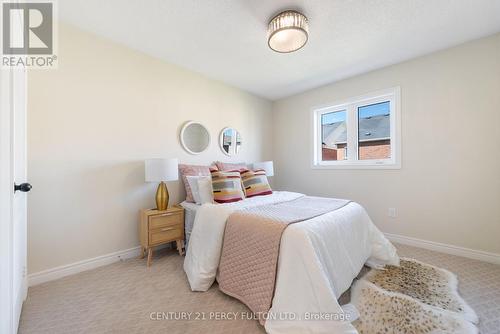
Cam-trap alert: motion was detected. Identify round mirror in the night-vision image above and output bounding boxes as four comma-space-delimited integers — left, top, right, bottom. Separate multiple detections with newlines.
219, 127, 242, 156
180, 121, 211, 155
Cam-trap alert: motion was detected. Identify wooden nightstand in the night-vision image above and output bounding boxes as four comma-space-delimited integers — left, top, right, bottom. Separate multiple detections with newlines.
139, 206, 185, 266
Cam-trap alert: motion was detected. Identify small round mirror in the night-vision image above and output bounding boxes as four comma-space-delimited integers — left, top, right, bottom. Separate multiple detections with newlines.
219, 127, 242, 156
180, 121, 211, 155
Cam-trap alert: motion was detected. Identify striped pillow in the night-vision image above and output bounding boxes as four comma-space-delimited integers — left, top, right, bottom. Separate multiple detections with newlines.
211, 170, 245, 203
241, 169, 273, 198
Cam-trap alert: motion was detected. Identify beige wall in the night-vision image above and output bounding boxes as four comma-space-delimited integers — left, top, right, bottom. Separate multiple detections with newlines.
273, 33, 500, 254
28, 23, 273, 274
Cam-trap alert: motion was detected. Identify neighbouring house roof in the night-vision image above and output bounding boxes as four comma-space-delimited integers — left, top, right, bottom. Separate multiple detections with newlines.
322, 114, 390, 146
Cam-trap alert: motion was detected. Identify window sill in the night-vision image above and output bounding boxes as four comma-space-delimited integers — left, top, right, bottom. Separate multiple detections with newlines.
311, 162, 401, 170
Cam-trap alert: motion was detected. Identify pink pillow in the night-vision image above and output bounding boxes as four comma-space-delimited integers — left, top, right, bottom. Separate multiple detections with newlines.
179, 164, 218, 202
215, 161, 248, 172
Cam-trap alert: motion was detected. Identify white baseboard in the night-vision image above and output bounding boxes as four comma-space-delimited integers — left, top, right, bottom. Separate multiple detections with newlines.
28, 246, 142, 287
385, 233, 500, 265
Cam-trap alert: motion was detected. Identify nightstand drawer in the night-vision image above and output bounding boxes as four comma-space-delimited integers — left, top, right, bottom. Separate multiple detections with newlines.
149, 226, 183, 245
149, 212, 182, 230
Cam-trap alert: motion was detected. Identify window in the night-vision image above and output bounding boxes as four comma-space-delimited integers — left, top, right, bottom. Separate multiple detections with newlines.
312, 87, 400, 169
358, 101, 391, 160
321, 110, 347, 161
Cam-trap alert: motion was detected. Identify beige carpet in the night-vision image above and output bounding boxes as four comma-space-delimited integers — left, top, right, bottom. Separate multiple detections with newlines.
19, 244, 500, 334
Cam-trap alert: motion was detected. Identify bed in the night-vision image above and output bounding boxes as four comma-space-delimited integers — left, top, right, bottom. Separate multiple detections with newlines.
181, 191, 399, 334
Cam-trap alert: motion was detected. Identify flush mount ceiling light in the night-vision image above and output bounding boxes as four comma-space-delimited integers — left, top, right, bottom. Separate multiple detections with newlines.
268, 10, 309, 53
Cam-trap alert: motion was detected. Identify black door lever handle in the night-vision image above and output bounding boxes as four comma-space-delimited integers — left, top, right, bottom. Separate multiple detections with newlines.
14, 183, 32, 193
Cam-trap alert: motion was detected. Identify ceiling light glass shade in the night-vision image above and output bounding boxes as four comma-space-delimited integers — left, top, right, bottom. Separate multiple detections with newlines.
268, 10, 309, 53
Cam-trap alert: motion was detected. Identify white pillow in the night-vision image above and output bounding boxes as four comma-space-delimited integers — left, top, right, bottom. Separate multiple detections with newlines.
186, 175, 203, 204
197, 177, 214, 204
186, 175, 212, 205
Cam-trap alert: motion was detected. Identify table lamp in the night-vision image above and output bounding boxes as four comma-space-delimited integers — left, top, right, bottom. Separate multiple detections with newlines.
145, 158, 178, 210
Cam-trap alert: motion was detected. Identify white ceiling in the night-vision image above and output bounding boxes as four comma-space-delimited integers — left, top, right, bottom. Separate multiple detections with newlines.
59, 0, 500, 100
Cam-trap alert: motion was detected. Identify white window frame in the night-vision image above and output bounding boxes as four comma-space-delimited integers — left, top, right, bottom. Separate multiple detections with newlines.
312, 87, 401, 169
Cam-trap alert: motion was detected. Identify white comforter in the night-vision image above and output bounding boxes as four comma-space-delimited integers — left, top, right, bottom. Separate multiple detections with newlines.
183, 191, 399, 334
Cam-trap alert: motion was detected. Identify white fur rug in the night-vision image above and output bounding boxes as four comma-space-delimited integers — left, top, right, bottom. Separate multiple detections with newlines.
351, 258, 478, 334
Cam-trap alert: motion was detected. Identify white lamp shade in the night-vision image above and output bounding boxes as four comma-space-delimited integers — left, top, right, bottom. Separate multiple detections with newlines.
145, 158, 179, 182
253, 161, 274, 177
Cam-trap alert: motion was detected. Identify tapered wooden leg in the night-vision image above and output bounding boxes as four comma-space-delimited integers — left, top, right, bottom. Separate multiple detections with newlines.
147, 248, 153, 267
140, 247, 145, 259
176, 240, 184, 256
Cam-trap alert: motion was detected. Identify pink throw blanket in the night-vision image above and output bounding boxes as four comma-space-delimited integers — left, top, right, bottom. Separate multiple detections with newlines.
217, 196, 350, 324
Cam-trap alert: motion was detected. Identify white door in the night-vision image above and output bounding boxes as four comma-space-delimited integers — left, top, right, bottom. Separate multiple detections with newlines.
12, 66, 28, 333
0, 66, 28, 333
